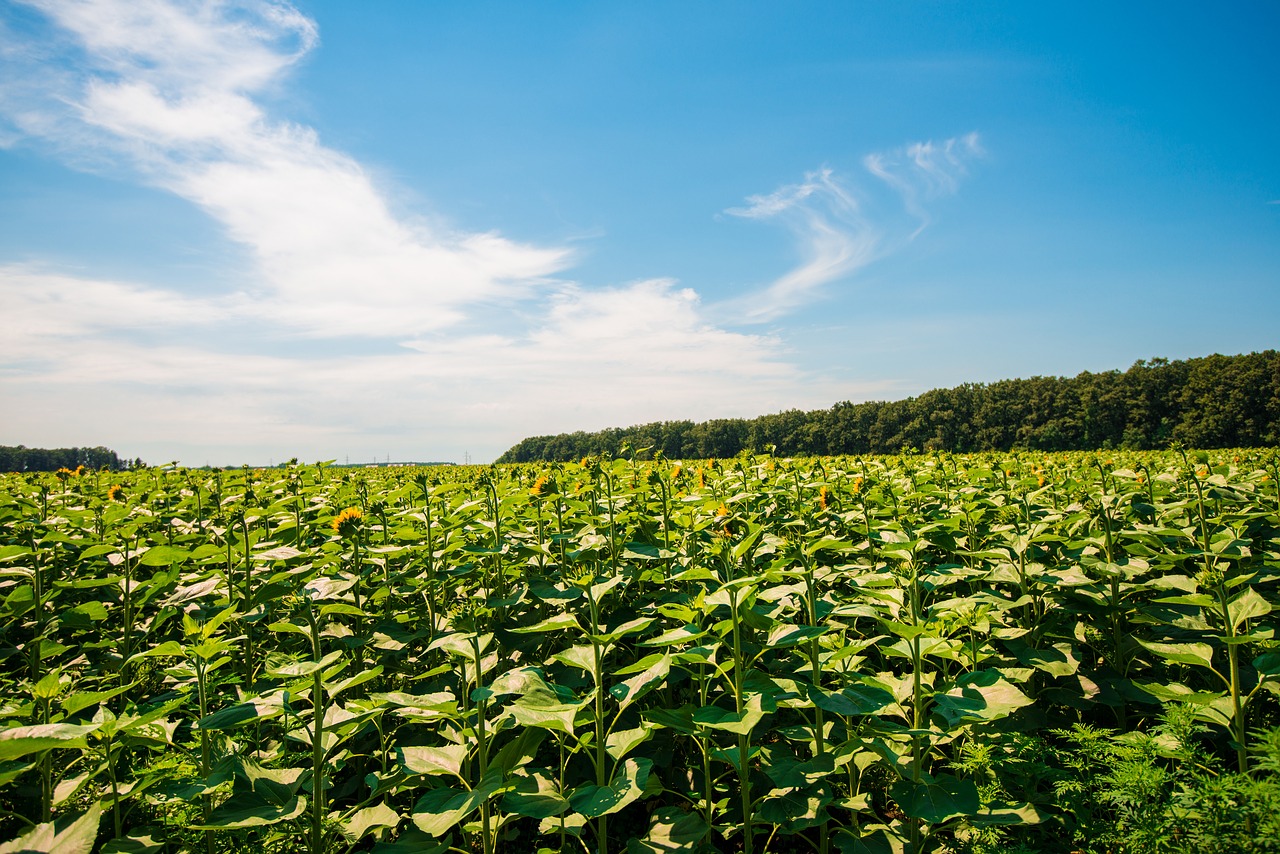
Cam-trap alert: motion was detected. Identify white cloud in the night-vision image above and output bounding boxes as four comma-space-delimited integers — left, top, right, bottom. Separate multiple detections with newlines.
864, 132, 983, 234
3, 0, 570, 338
725, 134, 981, 324
0, 1, 973, 463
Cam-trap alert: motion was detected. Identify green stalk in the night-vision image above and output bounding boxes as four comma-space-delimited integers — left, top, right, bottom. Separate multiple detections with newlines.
908, 564, 924, 854
304, 605, 327, 854
469, 634, 494, 854
589, 582, 609, 854
39, 696, 51, 823
29, 541, 44, 682
1192, 472, 1248, 772
106, 737, 122, 839
728, 582, 753, 854
121, 537, 135, 684
195, 654, 214, 854
603, 468, 618, 578
800, 551, 829, 854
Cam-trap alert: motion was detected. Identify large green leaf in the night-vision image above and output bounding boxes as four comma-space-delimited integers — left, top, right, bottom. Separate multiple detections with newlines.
0, 724, 99, 761
399, 744, 468, 779
340, 802, 400, 843
0, 801, 102, 854
137, 546, 190, 567
610, 653, 671, 713
932, 671, 1034, 727
568, 757, 654, 818
1229, 586, 1272, 631
194, 794, 306, 829
1136, 639, 1215, 669
509, 612, 581, 634
502, 769, 569, 819
889, 775, 979, 824
627, 806, 709, 853
410, 787, 488, 836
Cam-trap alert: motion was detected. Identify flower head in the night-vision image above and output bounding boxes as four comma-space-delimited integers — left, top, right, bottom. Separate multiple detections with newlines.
530, 475, 556, 498
332, 506, 363, 538
819, 485, 830, 511
107, 484, 125, 501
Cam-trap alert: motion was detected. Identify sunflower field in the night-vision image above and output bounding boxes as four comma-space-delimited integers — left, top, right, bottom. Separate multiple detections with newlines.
2, 450, 1279, 853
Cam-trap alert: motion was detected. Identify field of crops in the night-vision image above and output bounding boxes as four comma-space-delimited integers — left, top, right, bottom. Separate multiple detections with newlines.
2, 450, 1279, 853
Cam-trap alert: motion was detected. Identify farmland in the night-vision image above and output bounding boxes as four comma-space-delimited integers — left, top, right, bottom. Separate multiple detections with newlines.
1, 450, 1279, 853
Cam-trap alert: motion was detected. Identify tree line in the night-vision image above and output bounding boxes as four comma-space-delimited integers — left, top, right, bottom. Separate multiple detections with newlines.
497, 351, 1280, 462
0, 445, 130, 473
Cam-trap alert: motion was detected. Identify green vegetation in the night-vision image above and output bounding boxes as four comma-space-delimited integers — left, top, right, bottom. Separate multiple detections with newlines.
1, 449, 1278, 852
0, 446, 129, 474
498, 351, 1280, 462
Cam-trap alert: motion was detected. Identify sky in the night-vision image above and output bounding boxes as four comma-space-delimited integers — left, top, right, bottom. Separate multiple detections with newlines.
1, 1, 1277, 466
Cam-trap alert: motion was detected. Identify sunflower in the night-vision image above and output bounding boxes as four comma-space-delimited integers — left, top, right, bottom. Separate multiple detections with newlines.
530, 475, 556, 498
332, 506, 363, 537
107, 484, 125, 501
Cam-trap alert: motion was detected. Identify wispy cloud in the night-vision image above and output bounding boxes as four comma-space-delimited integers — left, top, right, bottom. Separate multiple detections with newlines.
0, 0, 961, 462
723, 133, 981, 323
3, 0, 569, 338
864, 132, 983, 235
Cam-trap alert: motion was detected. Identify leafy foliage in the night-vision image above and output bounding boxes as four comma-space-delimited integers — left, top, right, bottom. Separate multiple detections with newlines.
0, 448, 1278, 853
498, 351, 1280, 461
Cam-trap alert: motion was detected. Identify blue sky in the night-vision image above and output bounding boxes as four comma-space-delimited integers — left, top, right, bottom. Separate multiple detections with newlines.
1, 1, 1277, 465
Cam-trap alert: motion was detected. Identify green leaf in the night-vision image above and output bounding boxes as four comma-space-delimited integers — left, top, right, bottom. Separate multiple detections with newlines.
320, 603, 366, 618
622, 542, 675, 561
194, 794, 306, 829
59, 602, 109, 629
969, 801, 1048, 826
502, 769, 569, 819
606, 723, 656, 762
932, 671, 1034, 727
549, 644, 596, 673
568, 757, 654, 818
1229, 587, 1272, 631
100, 828, 167, 853
0, 801, 102, 854
410, 787, 488, 837
162, 577, 223, 605
889, 775, 979, 824
610, 654, 671, 713
640, 624, 706, 647
1007, 641, 1080, 677
691, 697, 766, 735
0, 724, 99, 761
197, 699, 284, 731
61, 683, 135, 716
1136, 639, 1215, 669
626, 806, 709, 853
509, 613, 582, 634
369, 827, 449, 853
137, 546, 190, 567
808, 683, 896, 717
330, 666, 383, 699
341, 802, 400, 842
757, 784, 831, 827
399, 744, 468, 779
507, 697, 581, 736
766, 623, 828, 648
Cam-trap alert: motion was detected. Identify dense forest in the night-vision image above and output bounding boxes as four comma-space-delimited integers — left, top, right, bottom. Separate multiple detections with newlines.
0, 445, 129, 473
498, 351, 1280, 462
